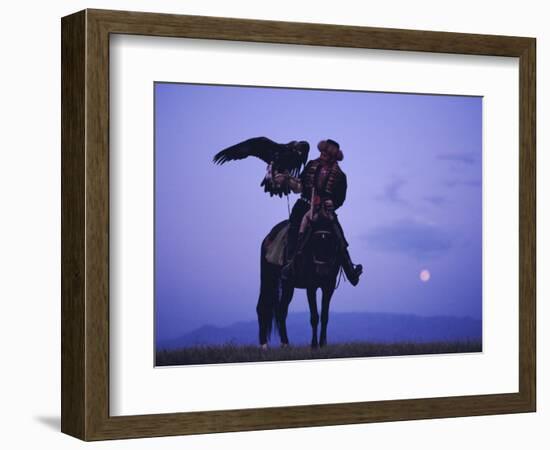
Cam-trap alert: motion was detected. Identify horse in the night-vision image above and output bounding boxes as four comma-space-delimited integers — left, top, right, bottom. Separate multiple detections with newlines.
256, 215, 342, 348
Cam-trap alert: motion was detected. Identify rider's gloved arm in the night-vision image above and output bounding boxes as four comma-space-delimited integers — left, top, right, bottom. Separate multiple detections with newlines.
273, 172, 302, 193
287, 176, 302, 193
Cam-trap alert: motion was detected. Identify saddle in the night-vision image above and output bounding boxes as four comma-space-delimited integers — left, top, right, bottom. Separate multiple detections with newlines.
265, 223, 289, 266
265, 218, 338, 276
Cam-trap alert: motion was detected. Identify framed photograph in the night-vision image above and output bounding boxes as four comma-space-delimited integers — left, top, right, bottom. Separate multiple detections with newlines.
61, 9, 536, 440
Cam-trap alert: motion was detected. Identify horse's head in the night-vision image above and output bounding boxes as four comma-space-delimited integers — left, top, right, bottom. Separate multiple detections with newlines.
309, 218, 339, 276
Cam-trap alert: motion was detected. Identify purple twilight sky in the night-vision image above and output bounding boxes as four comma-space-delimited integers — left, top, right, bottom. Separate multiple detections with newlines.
155, 82, 482, 342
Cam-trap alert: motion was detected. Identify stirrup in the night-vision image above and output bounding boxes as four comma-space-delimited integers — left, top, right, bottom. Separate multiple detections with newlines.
346, 264, 363, 286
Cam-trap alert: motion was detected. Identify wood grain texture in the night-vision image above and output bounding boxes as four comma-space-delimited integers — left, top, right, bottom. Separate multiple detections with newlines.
89, 8, 532, 56
61, 10, 86, 439
518, 39, 536, 410
60, 9, 537, 441
85, 10, 111, 440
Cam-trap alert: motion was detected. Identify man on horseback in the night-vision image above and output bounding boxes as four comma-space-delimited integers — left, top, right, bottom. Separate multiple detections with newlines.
276, 139, 363, 286
214, 136, 363, 346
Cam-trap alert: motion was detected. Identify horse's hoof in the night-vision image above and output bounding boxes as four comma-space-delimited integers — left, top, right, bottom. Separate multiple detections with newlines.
280, 343, 290, 349
311, 343, 319, 350
260, 344, 268, 351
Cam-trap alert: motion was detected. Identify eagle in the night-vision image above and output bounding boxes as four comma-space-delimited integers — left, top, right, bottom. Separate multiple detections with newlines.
213, 137, 310, 197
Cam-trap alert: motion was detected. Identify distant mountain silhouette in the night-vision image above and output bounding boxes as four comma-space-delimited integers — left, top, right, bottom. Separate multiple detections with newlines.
158, 312, 482, 350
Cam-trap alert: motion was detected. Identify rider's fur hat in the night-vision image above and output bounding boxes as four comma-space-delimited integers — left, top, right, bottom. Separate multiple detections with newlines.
318, 139, 344, 162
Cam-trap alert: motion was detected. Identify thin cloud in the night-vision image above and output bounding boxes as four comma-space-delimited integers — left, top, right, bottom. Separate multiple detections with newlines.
424, 195, 446, 207
363, 219, 452, 260
377, 178, 408, 205
437, 152, 478, 165
445, 179, 482, 188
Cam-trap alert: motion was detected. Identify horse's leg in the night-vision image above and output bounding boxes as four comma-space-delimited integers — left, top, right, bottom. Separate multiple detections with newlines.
306, 287, 319, 348
257, 243, 277, 348
277, 282, 294, 346
256, 293, 271, 348
319, 286, 335, 347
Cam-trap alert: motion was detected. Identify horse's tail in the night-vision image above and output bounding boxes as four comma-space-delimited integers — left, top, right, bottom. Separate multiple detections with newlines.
257, 237, 278, 342
256, 221, 287, 344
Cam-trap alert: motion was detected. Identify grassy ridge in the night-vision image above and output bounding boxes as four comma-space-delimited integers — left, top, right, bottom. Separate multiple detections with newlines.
156, 340, 482, 366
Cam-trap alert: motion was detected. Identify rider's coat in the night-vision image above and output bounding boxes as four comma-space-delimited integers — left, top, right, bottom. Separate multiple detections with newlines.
299, 158, 347, 210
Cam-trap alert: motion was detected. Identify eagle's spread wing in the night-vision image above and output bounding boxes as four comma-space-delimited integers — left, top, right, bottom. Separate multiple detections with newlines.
212, 137, 282, 166
213, 136, 309, 197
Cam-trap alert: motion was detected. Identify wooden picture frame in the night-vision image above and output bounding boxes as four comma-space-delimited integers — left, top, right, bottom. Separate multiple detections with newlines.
61, 9, 536, 441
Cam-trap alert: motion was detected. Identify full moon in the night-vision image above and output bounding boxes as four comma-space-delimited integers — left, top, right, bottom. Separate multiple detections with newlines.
420, 269, 431, 282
